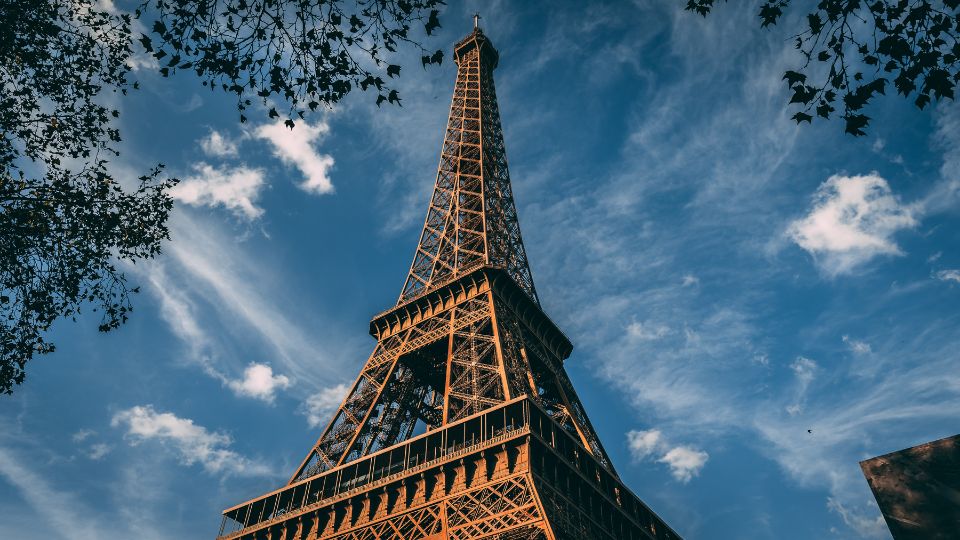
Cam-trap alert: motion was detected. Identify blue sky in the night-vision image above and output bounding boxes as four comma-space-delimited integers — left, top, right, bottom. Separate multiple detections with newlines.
3, 1, 960, 538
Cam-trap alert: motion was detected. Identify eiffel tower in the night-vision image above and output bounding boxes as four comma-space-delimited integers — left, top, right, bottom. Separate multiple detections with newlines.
217, 22, 682, 540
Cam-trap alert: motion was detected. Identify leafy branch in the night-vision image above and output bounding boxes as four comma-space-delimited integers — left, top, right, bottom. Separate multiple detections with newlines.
137, 0, 447, 126
685, 0, 960, 135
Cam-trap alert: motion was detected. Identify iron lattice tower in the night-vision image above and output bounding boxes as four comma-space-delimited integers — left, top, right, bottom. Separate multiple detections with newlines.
217, 26, 681, 540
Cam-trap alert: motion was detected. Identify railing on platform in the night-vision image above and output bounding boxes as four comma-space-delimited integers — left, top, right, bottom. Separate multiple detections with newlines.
217, 395, 679, 540
218, 397, 530, 537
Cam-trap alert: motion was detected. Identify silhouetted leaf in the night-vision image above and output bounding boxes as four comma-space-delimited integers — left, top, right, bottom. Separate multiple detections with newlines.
924, 68, 954, 99
790, 85, 816, 104
759, 3, 783, 27
844, 113, 870, 136
783, 70, 806, 85
138, 34, 153, 52
425, 9, 441, 35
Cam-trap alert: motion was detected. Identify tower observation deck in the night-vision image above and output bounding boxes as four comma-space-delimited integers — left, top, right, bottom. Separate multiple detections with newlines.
215, 24, 682, 540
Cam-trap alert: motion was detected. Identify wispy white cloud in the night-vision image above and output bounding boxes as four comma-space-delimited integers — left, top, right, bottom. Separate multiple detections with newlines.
922, 104, 960, 214
257, 120, 335, 195
843, 335, 872, 355
934, 269, 960, 283
199, 130, 239, 158
787, 173, 917, 276
786, 357, 818, 416
111, 405, 272, 477
755, 322, 960, 536
138, 246, 342, 400
790, 356, 817, 386
69, 430, 112, 461
170, 163, 266, 220
625, 320, 671, 341
85, 443, 111, 461
140, 262, 207, 355
300, 383, 351, 428
72, 429, 95, 443
626, 428, 709, 483
658, 446, 709, 483
227, 363, 291, 404
0, 446, 111, 540
137, 211, 352, 390
134, 258, 229, 386
601, 306, 764, 432
626, 429, 663, 460
827, 498, 889, 538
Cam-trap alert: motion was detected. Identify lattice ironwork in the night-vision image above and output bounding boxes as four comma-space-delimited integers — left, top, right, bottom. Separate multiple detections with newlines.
398, 28, 538, 306
217, 23, 682, 540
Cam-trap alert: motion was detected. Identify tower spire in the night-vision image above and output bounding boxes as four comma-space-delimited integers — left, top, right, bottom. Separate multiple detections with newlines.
397, 27, 537, 307
473, 12, 481, 29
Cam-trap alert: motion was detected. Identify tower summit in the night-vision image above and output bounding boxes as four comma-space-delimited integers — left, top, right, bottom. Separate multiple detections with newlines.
216, 25, 682, 540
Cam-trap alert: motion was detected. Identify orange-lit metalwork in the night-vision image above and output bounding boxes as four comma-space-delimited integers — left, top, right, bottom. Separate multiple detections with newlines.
216, 26, 682, 540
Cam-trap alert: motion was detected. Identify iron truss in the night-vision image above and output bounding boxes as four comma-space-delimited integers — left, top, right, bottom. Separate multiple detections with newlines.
216, 26, 683, 540
398, 29, 538, 306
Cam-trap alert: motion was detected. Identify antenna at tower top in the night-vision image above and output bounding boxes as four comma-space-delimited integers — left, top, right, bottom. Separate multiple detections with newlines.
473, 12, 481, 29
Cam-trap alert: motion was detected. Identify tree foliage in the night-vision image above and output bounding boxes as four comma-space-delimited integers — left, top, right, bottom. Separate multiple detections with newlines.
1, 0, 176, 394
0, 0, 444, 394
685, 0, 960, 135
138, 0, 446, 125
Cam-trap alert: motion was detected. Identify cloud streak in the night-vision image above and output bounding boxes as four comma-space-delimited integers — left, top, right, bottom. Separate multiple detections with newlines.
0, 449, 100, 540
137, 211, 352, 391
111, 405, 272, 477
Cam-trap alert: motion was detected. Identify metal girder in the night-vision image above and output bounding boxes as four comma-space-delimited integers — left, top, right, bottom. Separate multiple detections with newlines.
398, 28, 539, 307
219, 27, 679, 540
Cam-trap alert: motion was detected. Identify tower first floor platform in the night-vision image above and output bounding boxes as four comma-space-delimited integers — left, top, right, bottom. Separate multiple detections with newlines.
218, 397, 680, 540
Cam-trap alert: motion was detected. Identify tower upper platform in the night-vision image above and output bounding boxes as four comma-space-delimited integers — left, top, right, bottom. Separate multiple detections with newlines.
454, 27, 499, 69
